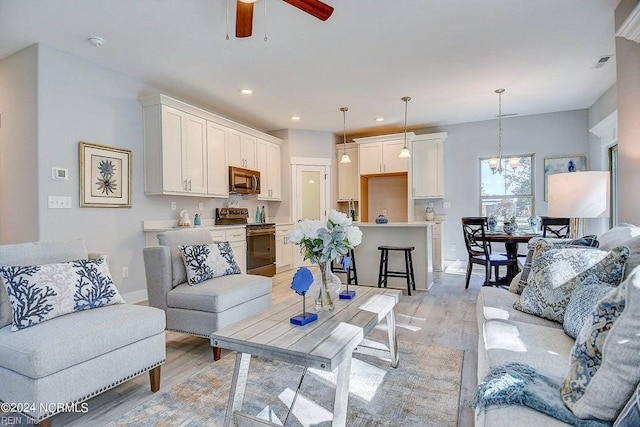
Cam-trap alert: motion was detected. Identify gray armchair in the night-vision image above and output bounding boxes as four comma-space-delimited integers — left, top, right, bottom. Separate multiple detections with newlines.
143, 229, 272, 360
0, 239, 166, 427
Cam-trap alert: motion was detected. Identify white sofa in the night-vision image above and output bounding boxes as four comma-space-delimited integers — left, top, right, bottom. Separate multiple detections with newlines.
474, 224, 640, 426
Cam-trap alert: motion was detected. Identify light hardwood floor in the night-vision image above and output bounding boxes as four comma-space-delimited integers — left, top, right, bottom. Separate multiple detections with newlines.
45, 269, 482, 427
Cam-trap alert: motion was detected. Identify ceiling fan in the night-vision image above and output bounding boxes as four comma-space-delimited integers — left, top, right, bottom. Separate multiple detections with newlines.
235, 0, 334, 38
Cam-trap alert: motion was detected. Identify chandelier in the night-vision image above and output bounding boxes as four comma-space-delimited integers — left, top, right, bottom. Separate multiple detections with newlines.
488, 89, 519, 174
399, 96, 411, 158
339, 107, 351, 164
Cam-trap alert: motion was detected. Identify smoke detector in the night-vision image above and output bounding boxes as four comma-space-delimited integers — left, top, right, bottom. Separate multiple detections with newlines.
594, 55, 613, 69
87, 36, 105, 48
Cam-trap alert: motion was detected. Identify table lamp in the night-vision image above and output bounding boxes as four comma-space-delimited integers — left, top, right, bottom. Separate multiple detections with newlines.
548, 171, 610, 238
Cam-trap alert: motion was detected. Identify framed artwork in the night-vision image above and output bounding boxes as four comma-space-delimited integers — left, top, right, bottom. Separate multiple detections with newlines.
79, 142, 132, 208
544, 156, 586, 201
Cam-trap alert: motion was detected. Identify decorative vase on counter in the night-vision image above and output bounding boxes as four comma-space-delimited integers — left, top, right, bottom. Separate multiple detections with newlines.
375, 214, 388, 224
424, 207, 435, 221
528, 215, 541, 233
487, 216, 498, 233
314, 261, 335, 312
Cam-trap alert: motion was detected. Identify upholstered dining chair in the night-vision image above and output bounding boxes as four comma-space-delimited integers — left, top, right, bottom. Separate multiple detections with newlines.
461, 217, 516, 288
540, 216, 571, 238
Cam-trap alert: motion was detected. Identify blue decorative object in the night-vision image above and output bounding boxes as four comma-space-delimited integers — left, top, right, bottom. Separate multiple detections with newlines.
503, 222, 517, 235
339, 256, 356, 300
527, 215, 540, 232
487, 216, 497, 233
375, 214, 388, 224
290, 267, 318, 325
193, 213, 201, 227
179, 243, 241, 285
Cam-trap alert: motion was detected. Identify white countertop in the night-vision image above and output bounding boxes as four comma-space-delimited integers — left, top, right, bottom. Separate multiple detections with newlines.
355, 221, 442, 228
143, 219, 295, 232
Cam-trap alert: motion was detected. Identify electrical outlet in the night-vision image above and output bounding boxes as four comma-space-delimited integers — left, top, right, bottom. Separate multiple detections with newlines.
170, 202, 176, 211
443, 201, 451, 209
382, 209, 387, 216
427, 202, 434, 208
122, 267, 129, 278
450, 243, 456, 252
198, 202, 204, 211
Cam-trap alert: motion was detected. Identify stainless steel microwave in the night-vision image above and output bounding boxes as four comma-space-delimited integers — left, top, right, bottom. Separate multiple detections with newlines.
229, 166, 261, 195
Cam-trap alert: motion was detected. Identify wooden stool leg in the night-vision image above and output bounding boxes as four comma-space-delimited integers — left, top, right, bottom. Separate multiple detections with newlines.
404, 250, 412, 296
382, 249, 389, 288
350, 249, 359, 286
377, 249, 385, 288
408, 250, 416, 290
213, 346, 221, 361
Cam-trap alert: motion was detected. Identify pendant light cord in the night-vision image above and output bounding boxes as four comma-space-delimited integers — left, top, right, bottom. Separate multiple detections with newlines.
225, 0, 229, 40
402, 96, 411, 149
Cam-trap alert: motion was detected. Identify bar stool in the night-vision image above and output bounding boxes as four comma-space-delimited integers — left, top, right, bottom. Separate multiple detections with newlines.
377, 246, 416, 296
330, 249, 359, 286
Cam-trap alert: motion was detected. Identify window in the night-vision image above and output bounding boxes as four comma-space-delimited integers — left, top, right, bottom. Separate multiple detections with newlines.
479, 154, 534, 224
609, 145, 618, 227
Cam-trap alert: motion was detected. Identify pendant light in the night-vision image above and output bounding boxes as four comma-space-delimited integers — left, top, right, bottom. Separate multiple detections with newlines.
399, 96, 411, 158
489, 89, 505, 174
339, 107, 351, 164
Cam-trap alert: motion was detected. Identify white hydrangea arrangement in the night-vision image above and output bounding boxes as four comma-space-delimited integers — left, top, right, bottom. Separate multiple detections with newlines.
289, 209, 362, 264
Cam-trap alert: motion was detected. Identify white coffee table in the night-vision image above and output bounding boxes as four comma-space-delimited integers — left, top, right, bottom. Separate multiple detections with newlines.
210, 286, 402, 427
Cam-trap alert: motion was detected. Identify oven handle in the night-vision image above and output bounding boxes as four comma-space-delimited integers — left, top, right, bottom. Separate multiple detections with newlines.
246, 229, 275, 237
252, 175, 258, 191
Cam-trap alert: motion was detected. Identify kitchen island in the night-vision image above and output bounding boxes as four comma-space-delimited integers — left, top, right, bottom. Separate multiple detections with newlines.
353, 221, 441, 292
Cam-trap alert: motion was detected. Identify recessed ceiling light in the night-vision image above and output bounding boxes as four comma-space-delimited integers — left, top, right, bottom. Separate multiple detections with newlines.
241, 89, 253, 95
375, 117, 385, 122
291, 115, 301, 121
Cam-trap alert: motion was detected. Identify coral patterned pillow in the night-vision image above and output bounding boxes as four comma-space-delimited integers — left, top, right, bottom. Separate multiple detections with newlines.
179, 242, 241, 285
0, 258, 125, 331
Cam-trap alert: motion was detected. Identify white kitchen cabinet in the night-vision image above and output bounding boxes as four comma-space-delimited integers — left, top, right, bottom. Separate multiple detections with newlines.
206, 121, 229, 197
276, 224, 294, 272
336, 144, 359, 201
256, 139, 282, 201
355, 133, 412, 175
142, 104, 207, 196
411, 132, 447, 199
228, 130, 257, 169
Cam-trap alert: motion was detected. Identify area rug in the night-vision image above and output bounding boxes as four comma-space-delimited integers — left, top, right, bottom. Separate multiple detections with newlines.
106, 341, 463, 427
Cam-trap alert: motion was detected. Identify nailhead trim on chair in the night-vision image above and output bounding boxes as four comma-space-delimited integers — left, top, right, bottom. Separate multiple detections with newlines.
1, 359, 166, 423
167, 328, 209, 338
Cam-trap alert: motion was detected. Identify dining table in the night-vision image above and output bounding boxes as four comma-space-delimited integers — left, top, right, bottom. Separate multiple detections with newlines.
483, 231, 540, 284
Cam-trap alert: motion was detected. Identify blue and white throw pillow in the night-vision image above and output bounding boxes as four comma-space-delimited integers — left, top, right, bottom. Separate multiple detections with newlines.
514, 240, 628, 322
562, 266, 640, 421
515, 235, 600, 295
179, 242, 241, 285
563, 277, 617, 339
0, 258, 125, 331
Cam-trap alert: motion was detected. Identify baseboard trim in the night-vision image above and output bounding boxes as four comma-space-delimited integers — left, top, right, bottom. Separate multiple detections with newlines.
123, 289, 148, 304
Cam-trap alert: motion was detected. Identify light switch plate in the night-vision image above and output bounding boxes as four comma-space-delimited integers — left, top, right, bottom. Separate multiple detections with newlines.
442, 201, 451, 209
48, 196, 72, 209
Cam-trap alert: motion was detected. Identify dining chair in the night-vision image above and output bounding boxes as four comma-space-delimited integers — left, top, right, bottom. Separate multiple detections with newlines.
540, 217, 571, 238
461, 217, 516, 288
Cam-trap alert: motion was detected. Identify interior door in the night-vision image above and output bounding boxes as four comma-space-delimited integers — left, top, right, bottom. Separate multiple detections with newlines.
292, 163, 330, 266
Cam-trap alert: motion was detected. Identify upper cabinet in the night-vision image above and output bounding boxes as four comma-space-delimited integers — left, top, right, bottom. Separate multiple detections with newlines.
256, 138, 282, 201
410, 132, 447, 199
140, 94, 282, 198
336, 144, 359, 201
228, 130, 257, 170
355, 133, 412, 175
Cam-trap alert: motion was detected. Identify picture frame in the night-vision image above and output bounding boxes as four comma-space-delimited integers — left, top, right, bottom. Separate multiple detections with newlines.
543, 156, 586, 201
79, 141, 132, 208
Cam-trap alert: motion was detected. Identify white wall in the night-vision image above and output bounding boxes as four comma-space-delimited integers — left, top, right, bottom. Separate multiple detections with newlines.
0, 45, 38, 244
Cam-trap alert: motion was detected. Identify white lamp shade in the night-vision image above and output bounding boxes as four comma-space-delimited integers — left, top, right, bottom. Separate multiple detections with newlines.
548, 171, 610, 218
340, 153, 352, 163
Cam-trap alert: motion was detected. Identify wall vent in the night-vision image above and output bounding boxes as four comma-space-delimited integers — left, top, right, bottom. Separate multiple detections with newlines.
594, 55, 614, 69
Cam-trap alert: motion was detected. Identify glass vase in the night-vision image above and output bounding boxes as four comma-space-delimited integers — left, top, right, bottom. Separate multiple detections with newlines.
315, 261, 335, 312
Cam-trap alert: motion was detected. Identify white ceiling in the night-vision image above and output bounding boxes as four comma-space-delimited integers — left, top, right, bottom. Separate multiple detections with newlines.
0, 0, 619, 135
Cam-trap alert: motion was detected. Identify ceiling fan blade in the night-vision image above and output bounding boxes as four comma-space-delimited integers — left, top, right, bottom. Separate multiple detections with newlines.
236, 0, 254, 38
282, 0, 334, 21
